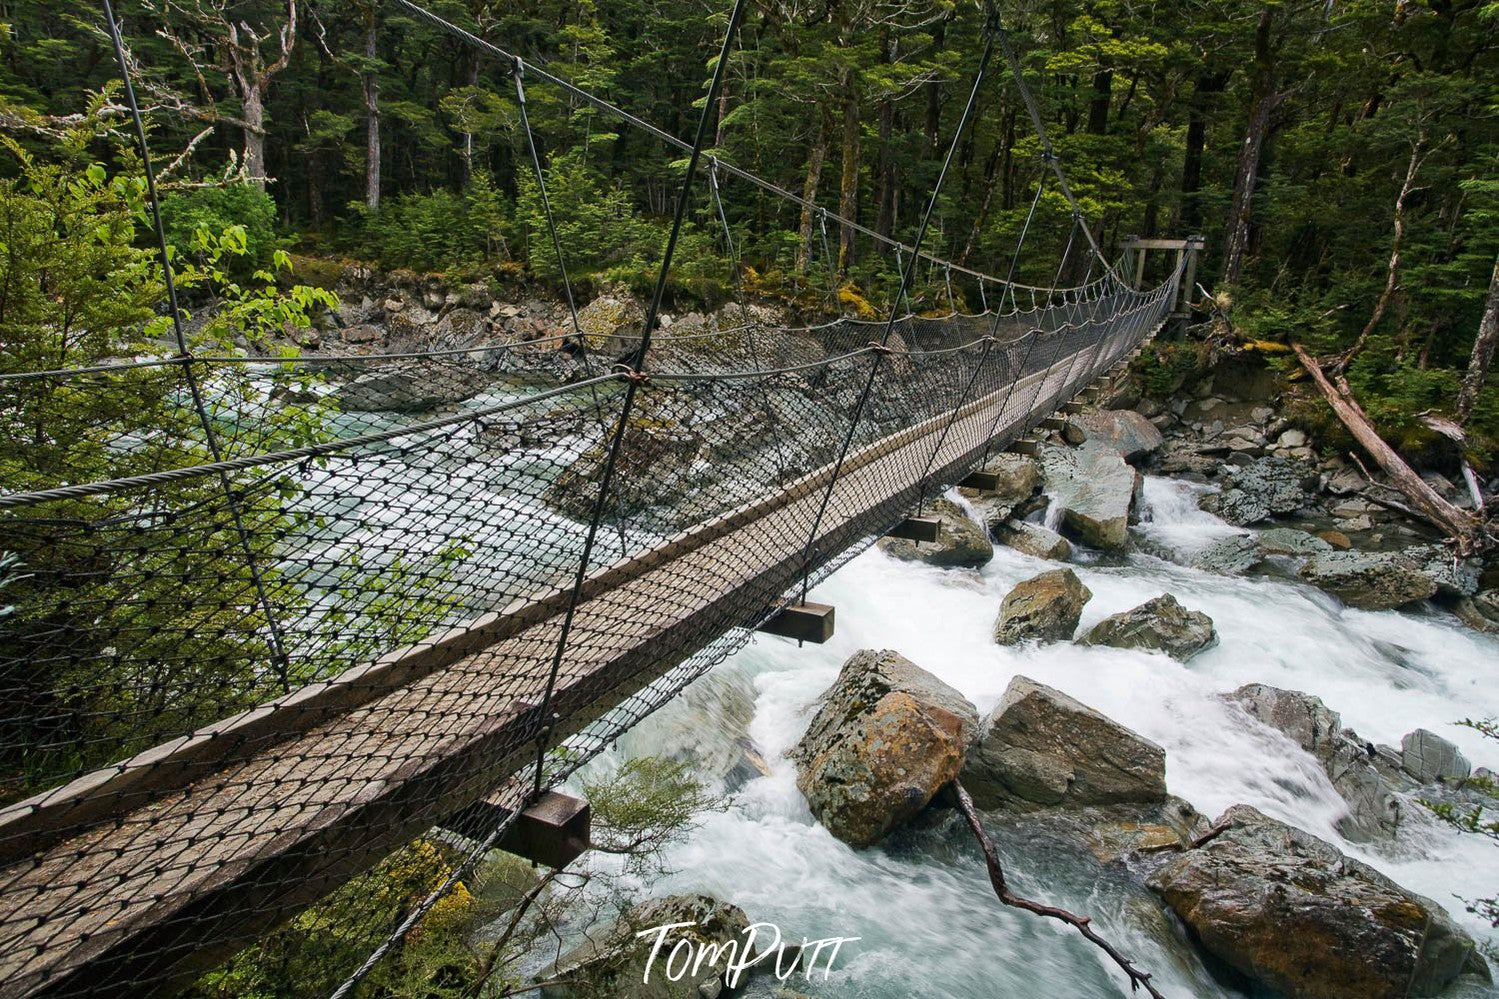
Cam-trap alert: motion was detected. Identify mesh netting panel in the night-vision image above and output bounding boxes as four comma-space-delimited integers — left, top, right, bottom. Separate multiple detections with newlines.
0, 275, 1179, 997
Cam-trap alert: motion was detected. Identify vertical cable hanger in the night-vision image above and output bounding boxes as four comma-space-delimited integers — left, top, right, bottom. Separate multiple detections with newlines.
513, 58, 631, 559
102, 0, 293, 691
526, 0, 751, 796
795, 17, 999, 606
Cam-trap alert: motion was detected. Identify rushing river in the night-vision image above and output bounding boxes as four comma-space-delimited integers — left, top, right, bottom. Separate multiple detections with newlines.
579, 476, 1499, 997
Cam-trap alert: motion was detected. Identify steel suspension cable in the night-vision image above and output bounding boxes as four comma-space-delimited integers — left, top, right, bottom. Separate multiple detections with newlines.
101, 0, 294, 691
963, 174, 1058, 472
796, 22, 998, 603
1001, 173, 1047, 313
334, 2, 751, 992
710, 161, 790, 482
1019, 217, 1085, 420
970, 214, 1081, 473
527, 0, 750, 796
513, 59, 632, 558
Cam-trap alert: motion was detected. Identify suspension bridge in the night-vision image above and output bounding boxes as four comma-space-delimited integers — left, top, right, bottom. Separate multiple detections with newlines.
0, 1, 1193, 996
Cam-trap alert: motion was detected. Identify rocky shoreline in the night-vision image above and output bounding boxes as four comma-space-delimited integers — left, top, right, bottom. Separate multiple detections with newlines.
273, 271, 1499, 997
658, 351, 1495, 998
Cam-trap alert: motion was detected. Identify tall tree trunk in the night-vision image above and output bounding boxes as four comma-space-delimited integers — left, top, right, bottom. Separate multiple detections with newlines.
925, 16, 948, 151
837, 79, 861, 275
961, 139, 1004, 265
460, 56, 479, 187
363, 11, 380, 209
1180, 70, 1227, 232
1457, 255, 1499, 423
224, 1, 297, 189
1221, 9, 1283, 285
795, 109, 829, 276
1086, 68, 1112, 134
1348, 135, 1426, 365
242, 84, 267, 182
874, 27, 896, 240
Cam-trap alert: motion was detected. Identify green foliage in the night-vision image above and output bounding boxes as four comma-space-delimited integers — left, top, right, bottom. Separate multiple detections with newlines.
160, 183, 279, 275
0, 113, 337, 800
513, 151, 653, 282
1131, 340, 1207, 397
190, 838, 504, 999
1422, 719, 1499, 927
583, 756, 726, 878
191, 756, 721, 997
350, 177, 512, 273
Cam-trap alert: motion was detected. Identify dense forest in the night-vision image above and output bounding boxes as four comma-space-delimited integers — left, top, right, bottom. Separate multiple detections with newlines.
3, 3, 1499, 997
2, 0, 1497, 453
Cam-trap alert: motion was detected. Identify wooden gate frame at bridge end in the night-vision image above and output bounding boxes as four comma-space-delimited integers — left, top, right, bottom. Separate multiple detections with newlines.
1121, 235, 1205, 327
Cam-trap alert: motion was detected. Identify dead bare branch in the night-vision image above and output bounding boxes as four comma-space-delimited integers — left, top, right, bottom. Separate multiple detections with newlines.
952, 780, 1167, 999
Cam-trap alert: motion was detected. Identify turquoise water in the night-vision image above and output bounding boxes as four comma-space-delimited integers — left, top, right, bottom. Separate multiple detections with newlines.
581, 477, 1499, 997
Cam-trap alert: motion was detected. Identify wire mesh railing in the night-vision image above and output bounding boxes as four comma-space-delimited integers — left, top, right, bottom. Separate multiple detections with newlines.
0, 0, 1187, 994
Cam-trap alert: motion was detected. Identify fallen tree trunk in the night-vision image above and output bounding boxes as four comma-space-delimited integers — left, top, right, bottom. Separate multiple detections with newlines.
1290, 341, 1482, 553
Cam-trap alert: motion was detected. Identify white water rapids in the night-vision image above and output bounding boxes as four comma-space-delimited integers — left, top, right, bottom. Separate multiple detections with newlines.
576, 476, 1499, 997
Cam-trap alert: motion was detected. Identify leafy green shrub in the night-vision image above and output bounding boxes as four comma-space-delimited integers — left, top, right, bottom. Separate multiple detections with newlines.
350, 175, 512, 273
1132, 340, 1207, 397
160, 182, 278, 275
514, 151, 656, 283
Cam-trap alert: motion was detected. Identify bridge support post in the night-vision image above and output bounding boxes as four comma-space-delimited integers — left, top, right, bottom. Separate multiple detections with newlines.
887, 516, 942, 542
1121, 234, 1205, 327
758, 601, 835, 643
444, 790, 591, 870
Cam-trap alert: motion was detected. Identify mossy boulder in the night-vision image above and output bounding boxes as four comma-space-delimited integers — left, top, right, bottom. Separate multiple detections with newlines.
790, 649, 978, 848
993, 568, 1091, 644
1148, 805, 1486, 999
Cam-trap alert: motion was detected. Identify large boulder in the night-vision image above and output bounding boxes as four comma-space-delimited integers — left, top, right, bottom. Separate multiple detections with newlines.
992, 519, 1071, 561
1148, 805, 1485, 999
1204, 455, 1317, 525
790, 649, 978, 848
1068, 409, 1164, 462
1400, 729, 1471, 784
993, 568, 1091, 644
1078, 594, 1217, 661
960, 676, 1166, 811
545, 893, 751, 998
1040, 441, 1140, 551
576, 291, 645, 351
1298, 550, 1439, 610
335, 360, 491, 413
877, 498, 994, 569
547, 396, 704, 522
1226, 684, 1401, 842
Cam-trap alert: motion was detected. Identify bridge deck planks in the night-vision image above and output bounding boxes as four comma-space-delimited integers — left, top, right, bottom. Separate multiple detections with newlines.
0, 325, 1152, 998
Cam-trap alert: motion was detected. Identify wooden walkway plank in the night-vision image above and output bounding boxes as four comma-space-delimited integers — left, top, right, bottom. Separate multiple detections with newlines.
0, 308, 1165, 998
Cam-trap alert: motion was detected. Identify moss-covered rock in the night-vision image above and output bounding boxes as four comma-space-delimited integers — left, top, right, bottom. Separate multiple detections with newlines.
790, 649, 978, 848
1148, 805, 1486, 999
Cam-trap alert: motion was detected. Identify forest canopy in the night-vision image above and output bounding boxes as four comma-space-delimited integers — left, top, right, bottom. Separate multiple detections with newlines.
0, 0, 1496, 446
